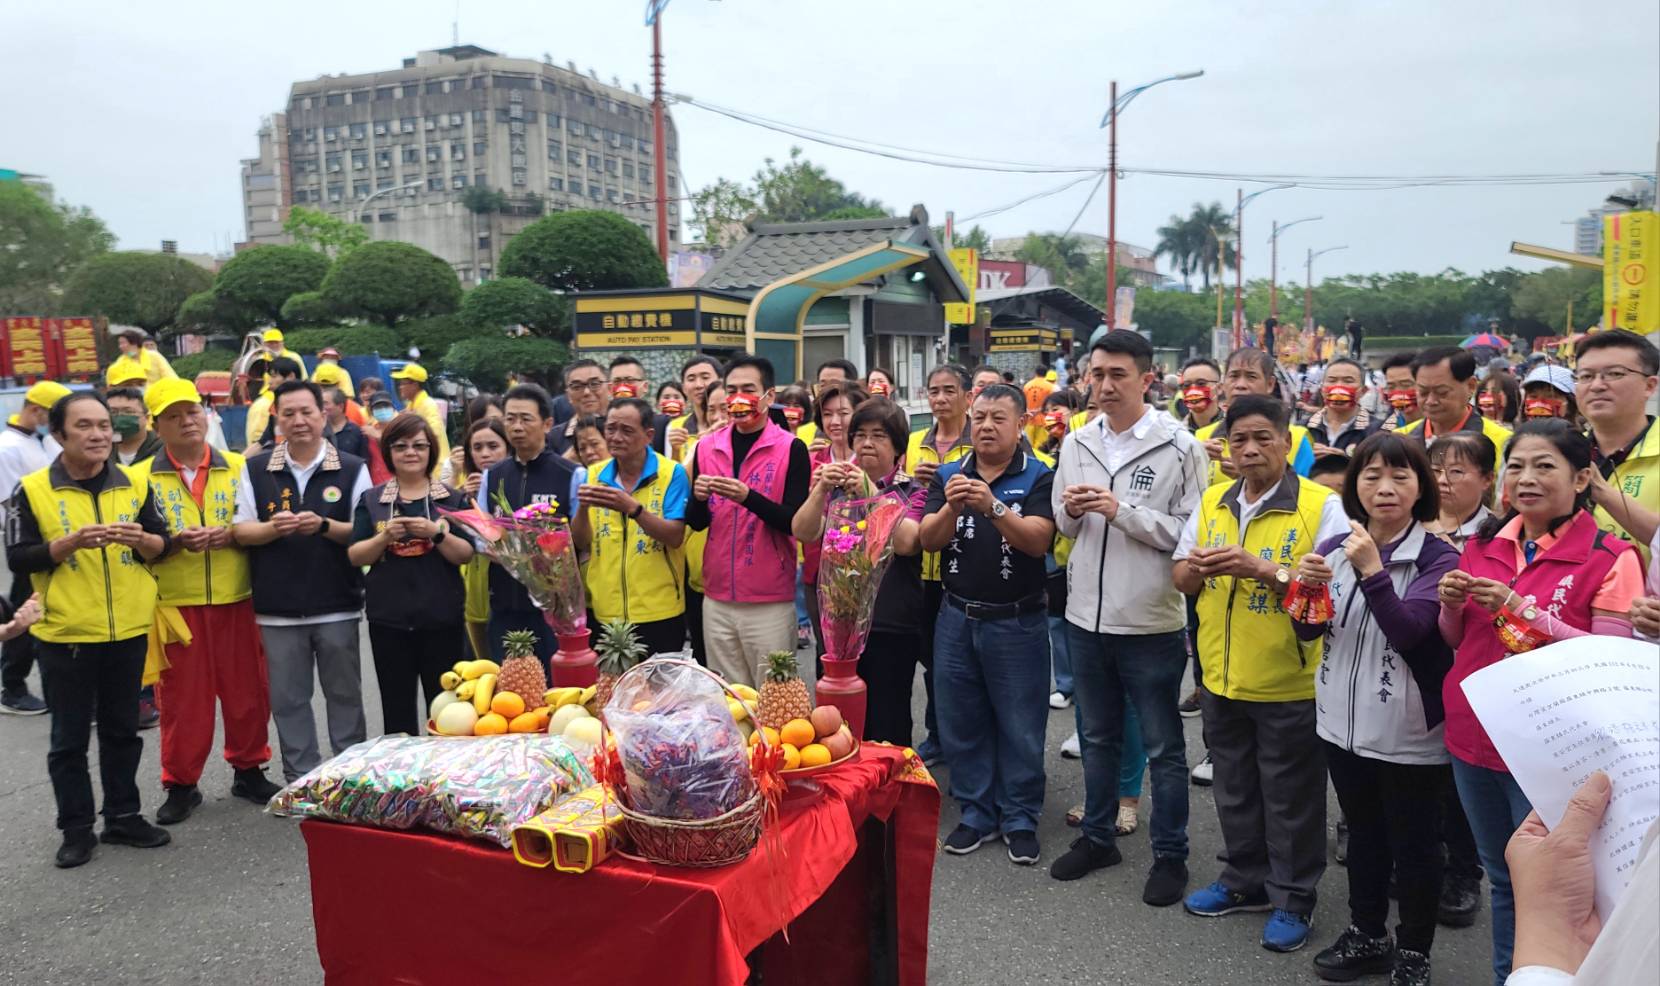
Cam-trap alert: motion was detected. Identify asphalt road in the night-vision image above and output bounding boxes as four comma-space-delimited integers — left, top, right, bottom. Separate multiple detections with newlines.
0, 624, 1495, 985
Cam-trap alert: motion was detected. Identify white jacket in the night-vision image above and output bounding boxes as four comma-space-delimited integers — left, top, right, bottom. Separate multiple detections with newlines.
0, 423, 59, 532
1052, 408, 1208, 635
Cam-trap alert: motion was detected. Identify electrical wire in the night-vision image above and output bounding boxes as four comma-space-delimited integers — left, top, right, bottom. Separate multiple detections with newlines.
958, 173, 1106, 222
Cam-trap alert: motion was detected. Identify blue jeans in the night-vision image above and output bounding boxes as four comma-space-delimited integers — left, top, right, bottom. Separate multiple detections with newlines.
1451, 757, 1533, 986
1067, 624, 1189, 859
934, 601, 1049, 835
1049, 614, 1074, 697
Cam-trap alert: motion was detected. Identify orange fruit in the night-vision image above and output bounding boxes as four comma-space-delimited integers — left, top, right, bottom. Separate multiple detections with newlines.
749, 725, 780, 748
508, 711, 542, 733
474, 712, 509, 735
799, 743, 832, 767
780, 718, 815, 748
491, 691, 526, 719
780, 743, 802, 770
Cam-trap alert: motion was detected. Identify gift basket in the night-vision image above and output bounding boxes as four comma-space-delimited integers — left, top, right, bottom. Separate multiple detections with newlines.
595, 658, 782, 867
267, 734, 592, 848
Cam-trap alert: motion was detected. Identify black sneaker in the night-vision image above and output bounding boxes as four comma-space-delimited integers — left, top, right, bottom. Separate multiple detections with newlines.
55, 828, 96, 869
1178, 689, 1201, 718
1335, 817, 1349, 866
1143, 857, 1189, 906
1390, 949, 1430, 986
1049, 835, 1122, 881
1437, 874, 1481, 927
101, 815, 172, 849
155, 785, 202, 825
231, 767, 283, 804
940, 823, 996, 855
1313, 924, 1395, 982
0, 689, 48, 715
1004, 829, 1040, 865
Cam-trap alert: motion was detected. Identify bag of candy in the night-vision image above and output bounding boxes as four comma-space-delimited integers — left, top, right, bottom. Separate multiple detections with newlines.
603, 658, 756, 821
1284, 577, 1335, 624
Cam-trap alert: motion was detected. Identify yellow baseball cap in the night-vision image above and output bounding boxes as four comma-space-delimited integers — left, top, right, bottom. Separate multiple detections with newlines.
105, 359, 148, 387
312, 363, 343, 384
391, 363, 428, 383
1045, 370, 1058, 382
24, 380, 72, 409
262, 328, 284, 343
144, 378, 202, 419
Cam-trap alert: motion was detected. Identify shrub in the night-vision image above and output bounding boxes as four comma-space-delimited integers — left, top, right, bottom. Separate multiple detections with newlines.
442, 335, 569, 392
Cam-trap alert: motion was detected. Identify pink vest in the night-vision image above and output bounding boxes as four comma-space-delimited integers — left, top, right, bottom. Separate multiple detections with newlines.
695, 421, 797, 603
1444, 511, 1636, 771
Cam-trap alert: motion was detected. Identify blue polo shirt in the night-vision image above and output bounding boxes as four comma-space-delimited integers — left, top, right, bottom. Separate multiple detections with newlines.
594, 453, 690, 520
924, 450, 1056, 605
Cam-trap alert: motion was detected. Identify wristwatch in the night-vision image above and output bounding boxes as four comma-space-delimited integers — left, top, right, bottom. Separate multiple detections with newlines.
629, 503, 644, 520
990, 499, 1009, 519
1262, 566, 1291, 589
319, 518, 331, 536
431, 530, 447, 546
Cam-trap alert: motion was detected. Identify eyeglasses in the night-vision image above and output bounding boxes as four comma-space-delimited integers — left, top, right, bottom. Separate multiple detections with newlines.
1431, 466, 1475, 482
609, 375, 644, 386
389, 442, 431, 453
568, 379, 607, 392
1572, 366, 1648, 385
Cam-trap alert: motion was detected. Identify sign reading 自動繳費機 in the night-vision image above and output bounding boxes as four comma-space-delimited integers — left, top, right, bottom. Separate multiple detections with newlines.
571, 289, 750, 351
987, 327, 1059, 352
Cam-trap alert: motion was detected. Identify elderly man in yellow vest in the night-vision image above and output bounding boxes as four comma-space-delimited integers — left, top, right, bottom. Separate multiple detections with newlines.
6, 391, 173, 868
259, 328, 308, 379
391, 363, 449, 469
135, 379, 281, 826
573, 398, 690, 654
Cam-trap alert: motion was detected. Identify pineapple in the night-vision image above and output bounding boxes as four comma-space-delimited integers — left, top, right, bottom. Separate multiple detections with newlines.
495, 630, 548, 710
757, 650, 811, 731
592, 619, 648, 713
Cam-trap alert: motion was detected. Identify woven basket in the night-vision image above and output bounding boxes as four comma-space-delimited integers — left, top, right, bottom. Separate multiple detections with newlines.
604, 658, 768, 868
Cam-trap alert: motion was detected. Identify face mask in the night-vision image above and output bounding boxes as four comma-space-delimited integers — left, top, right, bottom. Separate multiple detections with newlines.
1523, 396, 1565, 418
1181, 384, 1214, 410
869, 381, 890, 397
658, 396, 684, 417
34, 424, 50, 438
1386, 389, 1418, 411
725, 393, 759, 421
781, 405, 803, 426
372, 406, 396, 423
610, 382, 639, 399
1043, 409, 1068, 437
1322, 384, 1357, 408
112, 414, 141, 439
1477, 391, 1500, 413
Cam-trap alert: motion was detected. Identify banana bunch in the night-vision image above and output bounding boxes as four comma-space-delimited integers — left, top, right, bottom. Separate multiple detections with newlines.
542, 686, 593, 710
440, 659, 500, 694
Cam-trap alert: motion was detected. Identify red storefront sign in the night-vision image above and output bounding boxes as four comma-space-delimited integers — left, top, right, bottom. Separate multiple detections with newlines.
52, 317, 101, 378
4, 316, 53, 380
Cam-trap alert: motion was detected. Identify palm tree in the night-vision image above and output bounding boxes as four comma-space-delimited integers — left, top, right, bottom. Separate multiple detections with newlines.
1154, 215, 1199, 289
1189, 202, 1236, 291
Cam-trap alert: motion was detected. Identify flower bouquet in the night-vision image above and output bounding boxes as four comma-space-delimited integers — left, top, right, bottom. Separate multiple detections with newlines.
814, 489, 909, 737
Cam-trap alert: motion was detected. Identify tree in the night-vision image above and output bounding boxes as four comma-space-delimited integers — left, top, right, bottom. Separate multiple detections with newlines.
61, 252, 212, 335
212, 244, 330, 328
929, 224, 991, 252
283, 205, 368, 258
1186, 202, 1237, 290
278, 290, 339, 327
459, 276, 568, 338
1016, 233, 1091, 289
398, 314, 497, 361
498, 210, 667, 292
1154, 215, 1203, 289
282, 324, 402, 357
751, 148, 884, 223
1509, 267, 1601, 336
320, 240, 462, 326
690, 177, 757, 246
176, 289, 257, 336
1132, 289, 1215, 353
0, 182, 114, 313
168, 348, 238, 380
443, 335, 569, 391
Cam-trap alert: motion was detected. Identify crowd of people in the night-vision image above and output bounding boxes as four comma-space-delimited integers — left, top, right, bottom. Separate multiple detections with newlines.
1, 325, 1655, 986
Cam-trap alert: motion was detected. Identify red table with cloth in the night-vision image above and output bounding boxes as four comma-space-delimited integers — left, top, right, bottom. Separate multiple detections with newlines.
301, 743, 939, 986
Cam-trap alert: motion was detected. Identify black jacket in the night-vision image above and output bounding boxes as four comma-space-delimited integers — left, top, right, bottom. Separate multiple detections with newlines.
481, 447, 578, 615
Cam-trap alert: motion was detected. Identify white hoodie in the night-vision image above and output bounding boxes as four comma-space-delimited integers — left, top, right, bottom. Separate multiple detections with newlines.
1052, 406, 1208, 635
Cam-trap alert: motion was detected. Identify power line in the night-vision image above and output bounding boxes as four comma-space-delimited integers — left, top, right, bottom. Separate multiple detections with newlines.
959, 173, 1106, 222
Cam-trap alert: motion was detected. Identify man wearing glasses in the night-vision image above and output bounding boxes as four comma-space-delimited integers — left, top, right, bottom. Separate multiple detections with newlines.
1574, 329, 1660, 563
551, 360, 609, 456
606, 356, 674, 456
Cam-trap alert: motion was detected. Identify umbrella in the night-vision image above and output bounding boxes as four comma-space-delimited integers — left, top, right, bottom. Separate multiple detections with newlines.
1461, 332, 1509, 349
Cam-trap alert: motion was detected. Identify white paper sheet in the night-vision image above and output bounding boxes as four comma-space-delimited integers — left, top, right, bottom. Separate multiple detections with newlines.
1461, 636, 1660, 921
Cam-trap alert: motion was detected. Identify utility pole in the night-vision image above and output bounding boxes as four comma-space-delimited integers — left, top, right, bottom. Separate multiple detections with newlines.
1270, 219, 1279, 319
1304, 247, 1313, 336
1233, 187, 1244, 347
1105, 80, 1117, 330
651, 16, 669, 263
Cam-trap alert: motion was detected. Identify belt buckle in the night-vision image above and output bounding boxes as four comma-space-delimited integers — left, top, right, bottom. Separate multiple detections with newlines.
963, 599, 990, 620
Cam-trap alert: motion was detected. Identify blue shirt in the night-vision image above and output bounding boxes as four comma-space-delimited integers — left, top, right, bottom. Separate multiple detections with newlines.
924, 451, 1056, 605
595, 453, 689, 522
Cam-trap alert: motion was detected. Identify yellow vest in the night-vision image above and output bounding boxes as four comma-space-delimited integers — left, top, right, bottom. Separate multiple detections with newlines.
463, 556, 491, 623
407, 390, 451, 469
141, 348, 177, 385
682, 435, 708, 591
1593, 420, 1659, 568
1194, 420, 1313, 488
905, 421, 973, 581
1191, 472, 1331, 702
19, 464, 159, 644
583, 452, 687, 623
1396, 413, 1513, 453
132, 449, 251, 606
245, 393, 273, 448
796, 421, 819, 446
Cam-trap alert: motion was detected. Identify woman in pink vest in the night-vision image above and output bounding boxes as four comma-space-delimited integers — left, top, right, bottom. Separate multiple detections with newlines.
1436, 419, 1643, 986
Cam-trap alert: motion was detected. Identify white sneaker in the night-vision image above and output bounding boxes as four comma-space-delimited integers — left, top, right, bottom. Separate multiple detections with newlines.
1190, 752, 1213, 787
1060, 732, 1081, 759
1049, 691, 1072, 710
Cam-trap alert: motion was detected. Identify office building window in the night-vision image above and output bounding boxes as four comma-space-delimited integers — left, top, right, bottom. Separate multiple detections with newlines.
348, 122, 367, 139
638, 138, 652, 154
470, 76, 485, 89
376, 151, 391, 169
359, 213, 373, 223
549, 177, 564, 191
402, 147, 420, 164
546, 112, 561, 127
427, 177, 444, 191
295, 156, 318, 173
478, 232, 492, 249
327, 185, 344, 202
604, 157, 617, 173
325, 154, 342, 172
569, 180, 582, 195
640, 169, 652, 186
475, 141, 487, 156
378, 211, 397, 222
587, 153, 600, 170
622, 161, 634, 178
426, 147, 441, 162
325, 92, 345, 107
351, 151, 367, 170
353, 181, 370, 199
425, 80, 444, 95
494, 75, 535, 90
302, 127, 317, 142
323, 126, 339, 142
377, 178, 395, 191
567, 149, 581, 166
452, 175, 467, 189
547, 139, 562, 158
400, 117, 418, 133
472, 109, 487, 124
542, 80, 557, 93
300, 97, 313, 110
582, 92, 597, 106
589, 186, 602, 200
292, 188, 309, 203
567, 120, 582, 136
449, 113, 463, 127
451, 144, 466, 160
606, 188, 619, 203
667, 174, 677, 190
376, 86, 396, 101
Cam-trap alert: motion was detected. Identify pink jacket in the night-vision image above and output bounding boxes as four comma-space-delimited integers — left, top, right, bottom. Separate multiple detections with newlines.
1443, 511, 1636, 771
695, 421, 797, 603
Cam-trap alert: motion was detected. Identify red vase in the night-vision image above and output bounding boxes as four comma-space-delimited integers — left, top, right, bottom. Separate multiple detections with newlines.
815, 653, 867, 740
548, 628, 598, 687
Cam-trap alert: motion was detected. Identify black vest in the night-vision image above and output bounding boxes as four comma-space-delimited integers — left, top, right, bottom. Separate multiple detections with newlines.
483, 447, 577, 615
245, 443, 365, 618
358, 481, 467, 629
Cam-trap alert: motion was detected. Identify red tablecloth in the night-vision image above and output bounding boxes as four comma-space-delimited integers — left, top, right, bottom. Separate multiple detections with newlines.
302, 743, 939, 986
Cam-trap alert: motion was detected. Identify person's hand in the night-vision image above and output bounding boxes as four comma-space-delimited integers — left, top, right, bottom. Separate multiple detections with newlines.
66, 524, 111, 551
4, 592, 43, 635
1343, 520, 1383, 578
1586, 468, 1618, 509
463, 472, 483, 497
911, 459, 939, 487
400, 516, 439, 540
1062, 484, 1117, 521
693, 474, 716, 502
1468, 576, 1518, 615
1217, 456, 1240, 479
1628, 596, 1660, 638
174, 526, 212, 552
1296, 552, 1334, 585
944, 473, 991, 513
269, 511, 300, 535
205, 526, 236, 550
1312, 443, 1345, 460
668, 425, 688, 454
1438, 569, 1472, 608
706, 476, 750, 503
580, 483, 639, 517
1189, 545, 1269, 581
1507, 771, 1611, 976
448, 447, 465, 476
1202, 438, 1227, 463
289, 511, 325, 536
808, 434, 830, 453
103, 522, 147, 547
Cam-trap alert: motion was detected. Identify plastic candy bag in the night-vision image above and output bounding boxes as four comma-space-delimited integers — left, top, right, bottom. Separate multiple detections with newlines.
604, 658, 756, 821
1285, 578, 1335, 624
268, 734, 592, 847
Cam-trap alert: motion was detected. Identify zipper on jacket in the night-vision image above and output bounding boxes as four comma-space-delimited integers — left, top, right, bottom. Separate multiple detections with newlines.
1335, 569, 1368, 752
1076, 433, 1177, 633
619, 511, 629, 619
93, 493, 116, 642
197, 496, 214, 605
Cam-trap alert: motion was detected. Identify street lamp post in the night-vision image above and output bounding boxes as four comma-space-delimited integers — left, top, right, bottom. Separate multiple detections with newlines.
1267, 215, 1321, 319
1100, 69, 1203, 329
351, 180, 424, 225
1305, 245, 1348, 335
646, 1, 673, 263
1231, 184, 1293, 346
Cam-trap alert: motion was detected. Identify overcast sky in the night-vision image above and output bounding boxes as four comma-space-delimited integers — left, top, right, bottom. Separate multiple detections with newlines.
5, 0, 1656, 283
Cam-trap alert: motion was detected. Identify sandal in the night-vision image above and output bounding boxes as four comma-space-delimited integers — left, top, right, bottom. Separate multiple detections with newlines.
1115, 802, 1139, 836
1065, 803, 1084, 827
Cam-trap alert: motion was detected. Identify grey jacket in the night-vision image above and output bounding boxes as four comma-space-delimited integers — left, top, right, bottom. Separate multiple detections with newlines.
1052, 408, 1208, 635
